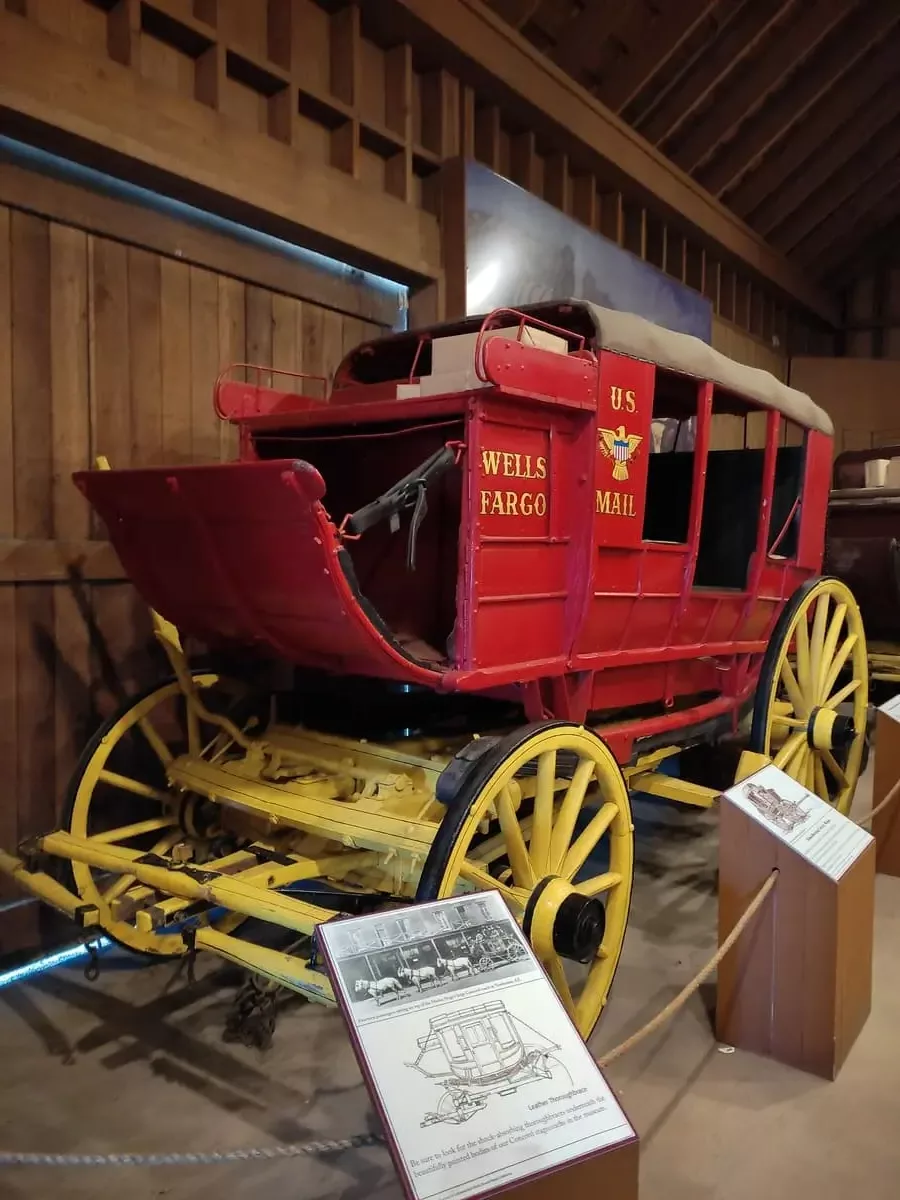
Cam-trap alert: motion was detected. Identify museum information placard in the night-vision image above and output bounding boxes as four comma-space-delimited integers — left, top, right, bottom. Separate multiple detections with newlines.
722, 763, 872, 881
317, 890, 634, 1200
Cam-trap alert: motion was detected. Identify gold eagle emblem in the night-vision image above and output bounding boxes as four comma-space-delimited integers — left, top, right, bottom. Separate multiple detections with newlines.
599, 425, 643, 482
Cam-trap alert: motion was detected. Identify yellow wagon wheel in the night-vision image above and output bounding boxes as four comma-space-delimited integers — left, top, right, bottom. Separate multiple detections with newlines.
63, 672, 260, 956
750, 577, 868, 815
417, 722, 634, 1040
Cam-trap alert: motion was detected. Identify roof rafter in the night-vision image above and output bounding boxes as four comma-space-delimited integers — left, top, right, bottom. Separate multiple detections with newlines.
595, 0, 721, 115
550, 0, 640, 80
726, 33, 900, 220
670, 0, 859, 176
793, 157, 900, 272
698, 0, 900, 198
635, 0, 789, 148
772, 119, 900, 254
753, 87, 900, 239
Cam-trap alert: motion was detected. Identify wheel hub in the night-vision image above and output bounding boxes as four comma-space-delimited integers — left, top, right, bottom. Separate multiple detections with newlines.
807, 706, 856, 752
522, 876, 606, 965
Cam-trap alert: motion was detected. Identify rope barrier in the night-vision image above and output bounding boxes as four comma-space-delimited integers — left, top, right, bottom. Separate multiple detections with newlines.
597, 869, 779, 1068
854, 775, 900, 826
0, 870, 780, 1169
0, 1132, 386, 1168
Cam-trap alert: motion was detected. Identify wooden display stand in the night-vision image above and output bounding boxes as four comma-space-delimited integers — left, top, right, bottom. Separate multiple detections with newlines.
872, 705, 900, 876
501, 1140, 639, 1200
317, 890, 639, 1200
716, 769, 875, 1080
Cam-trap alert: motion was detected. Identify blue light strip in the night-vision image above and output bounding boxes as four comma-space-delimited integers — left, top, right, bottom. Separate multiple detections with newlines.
0, 136, 408, 313
0, 937, 112, 991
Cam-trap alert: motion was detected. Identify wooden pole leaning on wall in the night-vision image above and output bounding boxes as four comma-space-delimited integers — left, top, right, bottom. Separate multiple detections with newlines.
872, 698, 900, 876
717, 763, 875, 1080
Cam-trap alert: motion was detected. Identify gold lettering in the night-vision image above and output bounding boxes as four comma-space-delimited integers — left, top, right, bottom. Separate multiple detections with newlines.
502, 452, 515, 476
596, 489, 637, 517
520, 492, 533, 517
505, 491, 518, 515
534, 492, 547, 516
490, 492, 505, 515
536, 456, 547, 479
481, 449, 502, 475
610, 385, 623, 410
480, 489, 490, 515
625, 389, 636, 413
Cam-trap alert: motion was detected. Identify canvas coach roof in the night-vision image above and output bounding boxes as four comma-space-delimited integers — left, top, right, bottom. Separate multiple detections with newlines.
580, 301, 833, 436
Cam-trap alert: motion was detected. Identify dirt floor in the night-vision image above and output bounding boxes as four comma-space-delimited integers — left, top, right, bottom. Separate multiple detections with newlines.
1, 762, 898, 1200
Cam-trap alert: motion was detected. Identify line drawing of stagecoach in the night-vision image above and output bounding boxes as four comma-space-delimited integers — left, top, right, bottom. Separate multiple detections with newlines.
742, 781, 810, 834
407, 1000, 567, 1127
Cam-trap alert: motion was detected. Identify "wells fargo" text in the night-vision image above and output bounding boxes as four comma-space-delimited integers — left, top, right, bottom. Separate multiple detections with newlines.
481, 450, 547, 479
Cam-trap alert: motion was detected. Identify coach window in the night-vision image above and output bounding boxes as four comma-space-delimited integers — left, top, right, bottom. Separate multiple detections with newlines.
768, 417, 806, 561
695, 389, 766, 589
641, 369, 698, 544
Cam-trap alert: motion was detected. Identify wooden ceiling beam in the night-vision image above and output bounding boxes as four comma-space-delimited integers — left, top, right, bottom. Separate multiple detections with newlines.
0, 10, 440, 282
793, 158, 900, 274
376, 0, 838, 322
549, 0, 639, 80
595, 0, 720, 115
670, 0, 857, 176
698, 0, 900, 199
773, 120, 900, 254
635, 0, 788, 148
727, 34, 900, 220
754, 88, 900, 239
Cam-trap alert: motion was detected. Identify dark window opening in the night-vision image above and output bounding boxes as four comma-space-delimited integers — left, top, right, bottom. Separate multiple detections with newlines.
642, 369, 698, 545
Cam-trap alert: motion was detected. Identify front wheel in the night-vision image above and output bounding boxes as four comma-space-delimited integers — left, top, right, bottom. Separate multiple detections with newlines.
750, 577, 868, 815
417, 722, 634, 1040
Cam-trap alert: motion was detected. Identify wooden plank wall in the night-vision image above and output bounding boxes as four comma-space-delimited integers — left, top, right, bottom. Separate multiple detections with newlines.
0, 198, 385, 954
2, 0, 834, 358
789, 357, 900, 455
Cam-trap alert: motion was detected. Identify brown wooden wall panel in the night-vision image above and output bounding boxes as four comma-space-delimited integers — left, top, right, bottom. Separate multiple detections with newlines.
0, 177, 392, 956
789, 356, 900, 456
0, 0, 833, 349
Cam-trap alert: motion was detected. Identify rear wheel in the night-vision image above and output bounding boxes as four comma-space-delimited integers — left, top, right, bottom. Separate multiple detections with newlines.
417, 723, 634, 1040
62, 673, 263, 955
750, 577, 868, 815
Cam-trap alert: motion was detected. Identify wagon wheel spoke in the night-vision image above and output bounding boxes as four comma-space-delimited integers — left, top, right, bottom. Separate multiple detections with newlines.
809, 594, 829, 703
576, 871, 622, 897
137, 716, 173, 765
814, 758, 830, 804
458, 862, 522, 909
818, 602, 847, 700
496, 787, 535, 889
821, 633, 858, 701
794, 616, 811, 693
561, 803, 618, 881
823, 679, 860, 710
545, 955, 577, 1024
774, 733, 805, 771
529, 750, 557, 878
98, 769, 172, 805
779, 658, 807, 719
821, 750, 848, 790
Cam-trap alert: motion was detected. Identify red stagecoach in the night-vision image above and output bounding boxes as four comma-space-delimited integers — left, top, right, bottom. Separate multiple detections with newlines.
0, 300, 868, 1039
